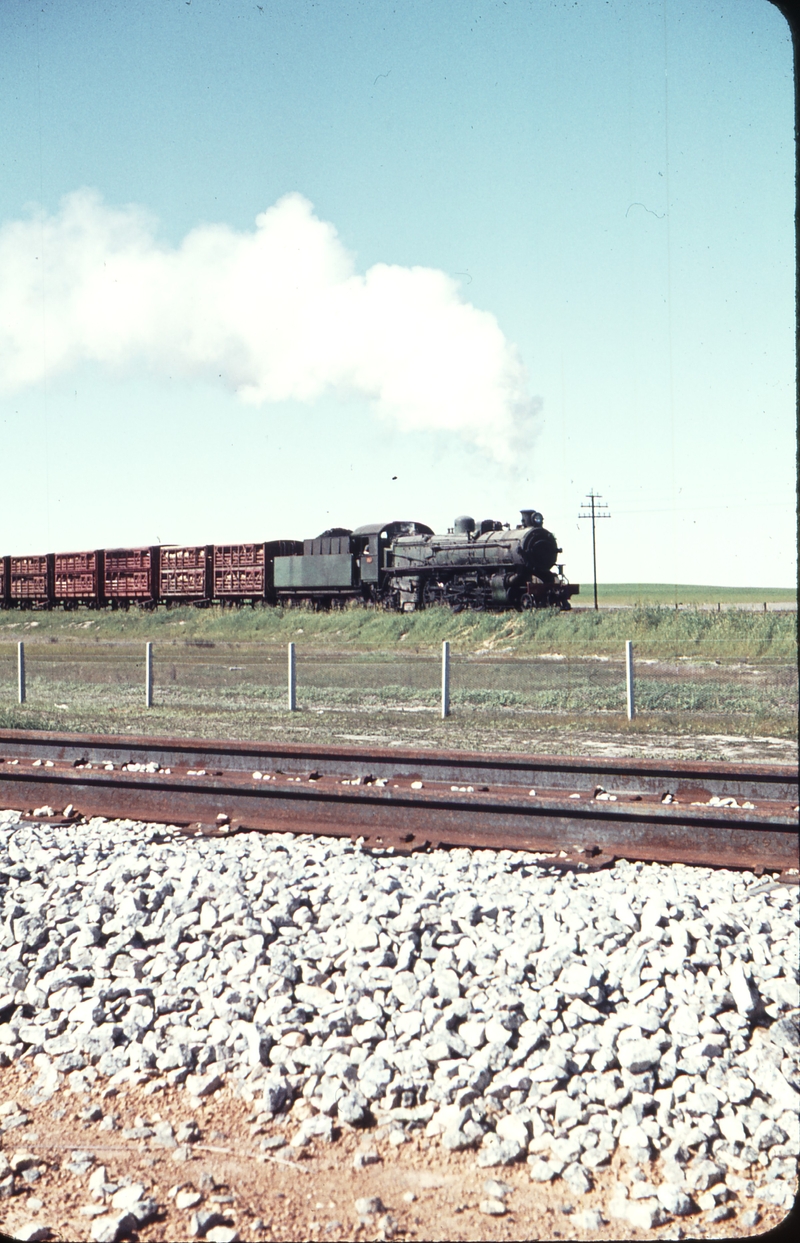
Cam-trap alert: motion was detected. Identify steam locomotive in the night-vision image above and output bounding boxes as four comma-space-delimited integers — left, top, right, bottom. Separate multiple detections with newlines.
380, 509, 577, 612
0, 509, 577, 612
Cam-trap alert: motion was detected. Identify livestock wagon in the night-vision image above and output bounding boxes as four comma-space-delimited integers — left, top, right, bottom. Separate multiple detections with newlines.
53, 550, 105, 608
103, 547, 160, 607
212, 544, 266, 603
213, 541, 303, 604
9, 555, 53, 607
159, 545, 213, 605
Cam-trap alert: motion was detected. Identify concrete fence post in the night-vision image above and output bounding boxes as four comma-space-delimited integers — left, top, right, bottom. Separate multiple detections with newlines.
17, 642, 25, 705
441, 641, 450, 719
625, 640, 635, 721
145, 642, 153, 708
288, 642, 297, 711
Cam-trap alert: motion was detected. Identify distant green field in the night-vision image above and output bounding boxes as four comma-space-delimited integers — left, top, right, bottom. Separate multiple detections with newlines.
595, 583, 796, 606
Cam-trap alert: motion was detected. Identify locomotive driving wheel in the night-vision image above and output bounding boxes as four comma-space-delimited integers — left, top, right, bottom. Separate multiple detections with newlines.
422, 576, 489, 611
422, 579, 446, 607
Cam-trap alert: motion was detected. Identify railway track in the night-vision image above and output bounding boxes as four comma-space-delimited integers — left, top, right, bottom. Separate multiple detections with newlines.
0, 728, 797, 875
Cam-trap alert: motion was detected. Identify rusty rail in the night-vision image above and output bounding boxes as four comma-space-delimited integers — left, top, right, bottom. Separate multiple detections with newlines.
0, 728, 797, 874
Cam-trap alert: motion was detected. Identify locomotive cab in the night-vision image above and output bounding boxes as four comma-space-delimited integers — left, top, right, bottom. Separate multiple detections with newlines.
351, 521, 434, 589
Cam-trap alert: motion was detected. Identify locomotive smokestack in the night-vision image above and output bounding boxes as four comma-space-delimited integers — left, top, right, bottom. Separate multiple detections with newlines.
520, 510, 534, 527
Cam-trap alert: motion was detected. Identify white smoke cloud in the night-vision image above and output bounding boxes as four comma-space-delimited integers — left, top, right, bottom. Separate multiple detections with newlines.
0, 190, 536, 460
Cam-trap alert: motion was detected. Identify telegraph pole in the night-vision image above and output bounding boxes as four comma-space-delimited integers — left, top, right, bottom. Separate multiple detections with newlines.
579, 491, 611, 610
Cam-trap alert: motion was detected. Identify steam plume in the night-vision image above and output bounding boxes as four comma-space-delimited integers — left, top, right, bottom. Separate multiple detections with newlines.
0, 190, 536, 460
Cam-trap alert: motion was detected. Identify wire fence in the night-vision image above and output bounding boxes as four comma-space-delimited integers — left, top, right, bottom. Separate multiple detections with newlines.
2, 640, 797, 729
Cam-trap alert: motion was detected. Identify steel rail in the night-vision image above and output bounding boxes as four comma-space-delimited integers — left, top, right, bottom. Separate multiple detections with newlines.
0, 729, 796, 799
0, 728, 797, 874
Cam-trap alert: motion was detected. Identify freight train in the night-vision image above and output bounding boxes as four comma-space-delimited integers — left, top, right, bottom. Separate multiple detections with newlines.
0, 509, 578, 612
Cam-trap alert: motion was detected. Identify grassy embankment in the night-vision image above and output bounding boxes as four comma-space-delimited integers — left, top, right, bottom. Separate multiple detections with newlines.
0, 604, 796, 750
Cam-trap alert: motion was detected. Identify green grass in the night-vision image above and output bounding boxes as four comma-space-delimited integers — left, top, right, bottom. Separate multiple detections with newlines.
0, 704, 61, 732
596, 583, 797, 606
0, 600, 796, 661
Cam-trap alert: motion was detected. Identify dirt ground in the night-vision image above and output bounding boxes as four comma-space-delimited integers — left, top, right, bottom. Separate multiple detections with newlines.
0, 1059, 792, 1243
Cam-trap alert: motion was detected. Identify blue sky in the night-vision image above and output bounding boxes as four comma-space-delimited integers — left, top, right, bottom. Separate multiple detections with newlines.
0, 0, 795, 587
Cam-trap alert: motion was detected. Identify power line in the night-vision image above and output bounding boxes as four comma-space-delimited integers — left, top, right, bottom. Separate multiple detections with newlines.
578, 490, 611, 611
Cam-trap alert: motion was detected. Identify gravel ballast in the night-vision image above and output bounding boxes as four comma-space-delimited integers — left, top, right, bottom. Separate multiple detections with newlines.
0, 807, 797, 1240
